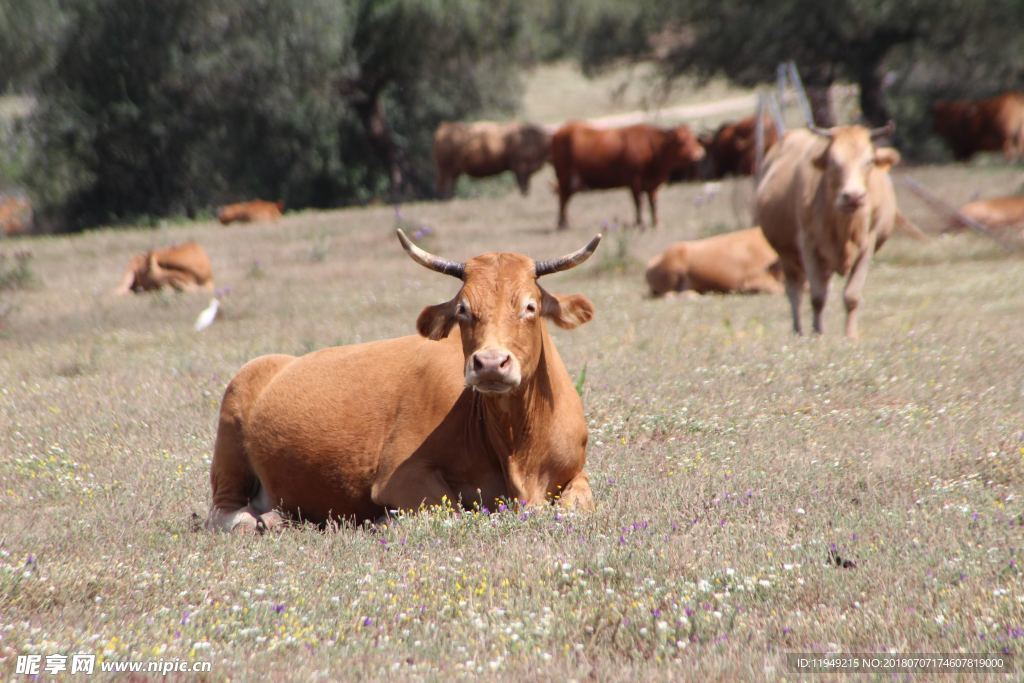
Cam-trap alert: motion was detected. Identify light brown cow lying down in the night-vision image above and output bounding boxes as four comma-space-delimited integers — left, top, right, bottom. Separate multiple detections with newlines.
645, 227, 783, 297
948, 196, 1024, 237
206, 231, 602, 532
217, 200, 283, 225
114, 241, 214, 294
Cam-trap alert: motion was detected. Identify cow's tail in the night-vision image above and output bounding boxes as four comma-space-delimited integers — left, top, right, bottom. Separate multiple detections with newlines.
893, 211, 931, 243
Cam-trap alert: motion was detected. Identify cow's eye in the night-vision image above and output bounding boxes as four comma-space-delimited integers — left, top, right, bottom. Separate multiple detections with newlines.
456, 301, 471, 320
522, 301, 537, 318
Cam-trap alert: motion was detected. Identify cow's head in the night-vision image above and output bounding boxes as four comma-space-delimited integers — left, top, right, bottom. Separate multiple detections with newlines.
398, 230, 599, 394
810, 123, 900, 213
669, 126, 707, 168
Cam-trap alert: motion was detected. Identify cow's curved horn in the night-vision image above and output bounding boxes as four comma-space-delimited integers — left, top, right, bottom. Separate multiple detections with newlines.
869, 120, 896, 139
535, 234, 603, 277
808, 125, 835, 139
396, 228, 465, 279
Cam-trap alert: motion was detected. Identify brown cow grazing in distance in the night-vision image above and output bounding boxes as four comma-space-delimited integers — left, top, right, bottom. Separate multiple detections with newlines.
705, 115, 778, 178
756, 124, 901, 338
217, 200, 284, 225
206, 230, 602, 532
645, 227, 783, 297
114, 241, 215, 295
552, 122, 706, 229
932, 92, 1024, 161
948, 195, 1024, 237
433, 121, 551, 197
0, 195, 32, 237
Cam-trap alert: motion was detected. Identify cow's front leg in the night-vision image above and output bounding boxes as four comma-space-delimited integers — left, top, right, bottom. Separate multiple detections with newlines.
842, 240, 875, 340
630, 186, 644, 226
800, 243, 830, 335
781, 261, 806, 335
647, 189, 659, 227
371, 466, 459, 514
556, 470, 595, 511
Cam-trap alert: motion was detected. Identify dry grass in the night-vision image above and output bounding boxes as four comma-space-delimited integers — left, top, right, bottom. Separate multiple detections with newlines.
3, 62, 1024, 679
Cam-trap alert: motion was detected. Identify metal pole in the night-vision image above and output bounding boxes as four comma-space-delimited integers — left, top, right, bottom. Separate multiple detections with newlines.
787, 61, 815, 127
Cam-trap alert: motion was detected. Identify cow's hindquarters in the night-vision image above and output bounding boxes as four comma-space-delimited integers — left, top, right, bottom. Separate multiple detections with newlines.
207, 354, 295, 532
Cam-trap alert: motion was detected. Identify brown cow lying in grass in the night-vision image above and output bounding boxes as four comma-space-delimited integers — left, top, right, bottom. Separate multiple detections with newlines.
948, 195, 1024, 238
206, 230, 601, 532
0, 195, 32, 237
645, 227, 783, 297
114, 241, 214, 294
217, 200, 284, 225
433, 121, 551, 197
756, 124, 901, 338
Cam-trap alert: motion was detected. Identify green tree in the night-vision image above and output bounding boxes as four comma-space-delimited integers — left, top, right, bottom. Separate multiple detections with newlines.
575, 0, 1024, 130
21, 0, 526, 230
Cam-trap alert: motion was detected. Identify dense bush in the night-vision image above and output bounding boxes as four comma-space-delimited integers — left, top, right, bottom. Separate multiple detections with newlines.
12, 0, 526, 230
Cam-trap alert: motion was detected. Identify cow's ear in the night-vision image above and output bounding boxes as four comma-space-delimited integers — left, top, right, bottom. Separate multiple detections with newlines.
540, 288, 595, 329
812, 149, 829, 170
416, 299, 457, 340
873, 147, 901, 171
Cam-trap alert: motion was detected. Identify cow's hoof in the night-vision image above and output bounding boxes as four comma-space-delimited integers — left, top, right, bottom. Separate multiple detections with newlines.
230, 516, 260, 535
257, 510, 286, 532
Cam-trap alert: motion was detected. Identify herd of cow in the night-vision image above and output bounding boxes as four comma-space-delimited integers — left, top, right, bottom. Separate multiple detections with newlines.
5, 90, 1021, 533
201, 115, 1007, 532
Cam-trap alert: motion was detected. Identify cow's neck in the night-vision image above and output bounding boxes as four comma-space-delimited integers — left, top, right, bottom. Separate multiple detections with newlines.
473, 326, 581, 505
818, 184, 872, 275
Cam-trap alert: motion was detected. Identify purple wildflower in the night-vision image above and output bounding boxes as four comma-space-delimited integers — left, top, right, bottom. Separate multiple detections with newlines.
651, 608, 661, 618
272, 603, 286, 614
363, 617, 373, 627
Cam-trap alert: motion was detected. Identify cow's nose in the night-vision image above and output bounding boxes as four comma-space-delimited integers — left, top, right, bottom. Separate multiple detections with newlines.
472, 349, 512, 377
839, 191, 866, 209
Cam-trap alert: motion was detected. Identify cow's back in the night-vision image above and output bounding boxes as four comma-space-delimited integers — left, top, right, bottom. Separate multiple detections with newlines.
959, 196, 1024, 229
155, 241, 214, 285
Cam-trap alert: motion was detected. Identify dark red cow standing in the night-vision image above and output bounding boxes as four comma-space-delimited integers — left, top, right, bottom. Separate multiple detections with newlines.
931, 92, 1024, 161
705, 115, 778, 178
551, 122, 706, 229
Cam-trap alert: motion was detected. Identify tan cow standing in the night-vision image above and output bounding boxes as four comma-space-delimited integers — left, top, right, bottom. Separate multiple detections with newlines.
756, 124, 901, 338
114, 241, 214, 294
645, 227, 783, 297
217, 200, 284, 225
206, 231, 601, 532
433, 121, 551, 197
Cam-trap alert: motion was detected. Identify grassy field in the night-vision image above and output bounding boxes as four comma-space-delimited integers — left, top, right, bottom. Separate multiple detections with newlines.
3, 53, 1024, 678
2, 158, 1024, 680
